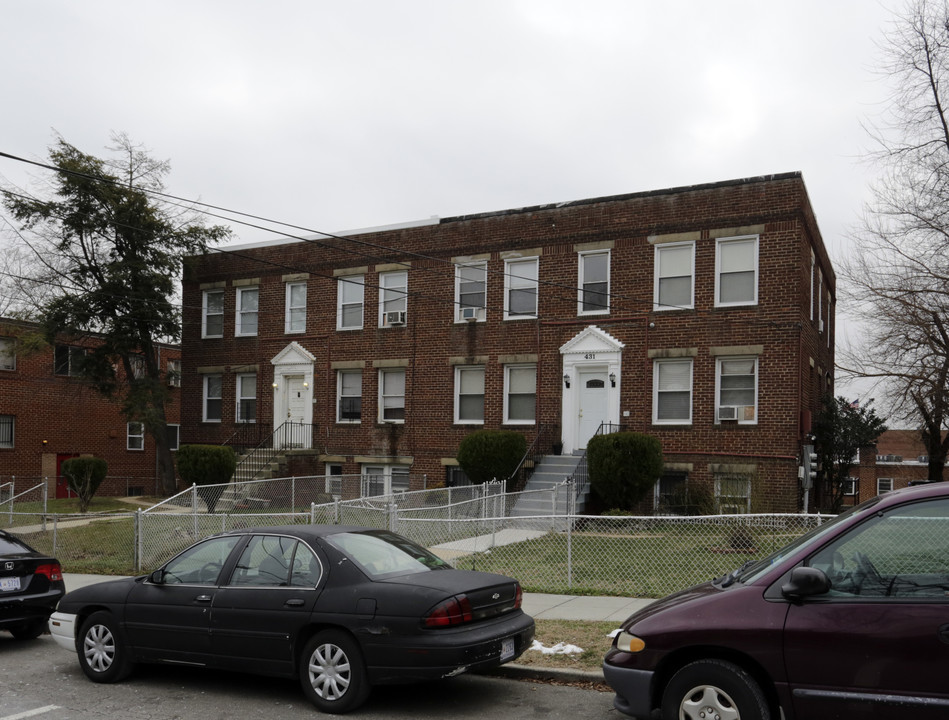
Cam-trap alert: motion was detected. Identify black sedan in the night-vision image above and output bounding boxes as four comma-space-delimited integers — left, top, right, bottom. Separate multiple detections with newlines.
49, 524, 534, 713
0, 528, 65, 639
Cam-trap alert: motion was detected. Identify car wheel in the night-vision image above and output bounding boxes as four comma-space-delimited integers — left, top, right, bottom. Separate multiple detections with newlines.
9, 619, 46, 640
77, 611, 133, 683
661, 659, 771, 720
299, 630, 370, 714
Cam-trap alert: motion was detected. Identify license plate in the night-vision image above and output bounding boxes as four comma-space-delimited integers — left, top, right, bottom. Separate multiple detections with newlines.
0, 576, 20, 592
500, 637, 515, 661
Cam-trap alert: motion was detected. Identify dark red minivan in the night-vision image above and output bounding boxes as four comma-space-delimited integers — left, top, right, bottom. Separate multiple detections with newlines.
603, 483, 949, 720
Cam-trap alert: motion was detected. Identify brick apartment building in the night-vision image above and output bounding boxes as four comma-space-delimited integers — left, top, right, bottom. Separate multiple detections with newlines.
180, 172, 835, 513
844, 429, 949, 506
0, 318, 182, 498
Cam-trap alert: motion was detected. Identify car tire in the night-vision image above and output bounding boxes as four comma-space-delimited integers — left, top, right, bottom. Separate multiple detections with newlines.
9, 619, 46, 640
661, 659, 771, 720
77, 611, 133, 683
299, 630, 371, 714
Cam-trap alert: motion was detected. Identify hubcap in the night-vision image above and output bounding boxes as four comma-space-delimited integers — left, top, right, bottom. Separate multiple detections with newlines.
308, 642, 351, 701
680, 685, 739, 720
83, 624, 116, 673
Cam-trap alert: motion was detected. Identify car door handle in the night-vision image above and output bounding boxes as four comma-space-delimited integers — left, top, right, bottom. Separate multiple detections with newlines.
284, 598, 305, 607
939, 624, 949, 645
195, 595, 212, 603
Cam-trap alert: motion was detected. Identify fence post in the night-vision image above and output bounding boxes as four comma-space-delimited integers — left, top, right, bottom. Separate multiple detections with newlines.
134, 509, 141, 573
292, 476, 296, 513
192, 483, 198, 539
387, 502, 397, 533
52, 514, 58, 556
567, 482, 575, 588
310, 502, 316, 525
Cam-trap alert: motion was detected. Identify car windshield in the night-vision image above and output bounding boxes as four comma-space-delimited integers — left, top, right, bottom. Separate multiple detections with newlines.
725, 495, 884, 586
326, 530, 451, 579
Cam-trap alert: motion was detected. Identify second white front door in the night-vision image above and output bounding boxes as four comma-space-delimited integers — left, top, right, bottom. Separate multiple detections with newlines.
577, 369, 609, 449
286, 377, 306, 424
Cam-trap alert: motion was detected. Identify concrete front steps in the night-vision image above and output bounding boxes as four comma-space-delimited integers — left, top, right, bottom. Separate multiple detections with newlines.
511, 454, 589, 517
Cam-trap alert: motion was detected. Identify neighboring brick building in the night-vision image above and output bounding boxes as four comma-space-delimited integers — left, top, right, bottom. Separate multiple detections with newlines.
0, 318, 181, 498
846, 429, 948, 505
181, 172, 835, 512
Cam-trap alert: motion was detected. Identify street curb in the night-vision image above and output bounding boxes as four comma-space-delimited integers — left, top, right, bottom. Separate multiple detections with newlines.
486, 662, 606, 685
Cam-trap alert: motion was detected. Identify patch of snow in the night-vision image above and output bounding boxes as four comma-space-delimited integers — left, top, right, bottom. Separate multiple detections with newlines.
530, 639, 584, 655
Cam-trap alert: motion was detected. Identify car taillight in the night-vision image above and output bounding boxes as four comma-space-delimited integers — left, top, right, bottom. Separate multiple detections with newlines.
424, 594, 474, 628
35, 563, 62, 582
514, 583, 523, 609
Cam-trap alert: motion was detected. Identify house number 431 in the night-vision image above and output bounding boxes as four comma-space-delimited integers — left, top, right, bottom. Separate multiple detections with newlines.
584, 353, 596, 360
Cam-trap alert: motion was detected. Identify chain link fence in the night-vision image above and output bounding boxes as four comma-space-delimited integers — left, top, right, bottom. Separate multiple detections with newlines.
3, 475, 833, 598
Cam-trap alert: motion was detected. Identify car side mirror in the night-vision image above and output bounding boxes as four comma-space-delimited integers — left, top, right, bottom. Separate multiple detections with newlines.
782, 566, 831, 601
149, 569, 165, 584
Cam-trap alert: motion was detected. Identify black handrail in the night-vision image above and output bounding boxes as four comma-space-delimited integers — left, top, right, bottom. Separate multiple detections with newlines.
568, 422, 623, 499
505, 423, 557, 492
231, 421, 315, 482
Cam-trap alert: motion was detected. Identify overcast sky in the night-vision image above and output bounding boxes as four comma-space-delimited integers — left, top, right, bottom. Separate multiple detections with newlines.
0, 1, 901, 250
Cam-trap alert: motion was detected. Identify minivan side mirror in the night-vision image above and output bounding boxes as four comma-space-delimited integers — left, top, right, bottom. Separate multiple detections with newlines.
782, 566, 831, 601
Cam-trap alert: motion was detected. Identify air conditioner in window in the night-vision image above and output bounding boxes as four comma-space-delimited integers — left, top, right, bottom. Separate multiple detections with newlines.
385, 311, 406, 326
717, 406, 738, 421
461, 307, 480, 321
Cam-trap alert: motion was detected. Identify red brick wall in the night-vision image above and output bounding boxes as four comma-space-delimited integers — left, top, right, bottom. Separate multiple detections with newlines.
0, 319, 181, 497
181, 174, 834, 511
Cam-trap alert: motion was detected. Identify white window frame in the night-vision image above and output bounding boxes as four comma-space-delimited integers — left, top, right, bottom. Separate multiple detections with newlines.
337, 276, 365, 330
715, 236, 758, 307
167, 359, 181, 387
54, 345, 86, 376
454, 366, 485, 424
378, 368, 406, 424
127, 421, 145, 451
236, 373, 257, 423
129, 355, 147, 380
285, 281, 307, 334
715, 356, 758, 424
842, 478, 858, 496
326, 463, 343, 496
714, 474, 752, 513
504, 257, 538, 320
504, 364, 536, 425
578, 250, 610, 315
203, 374, 222, 423
455, 261, 487, 322
809, 250, 816, 321
360, 464, 410, 497
0, 414, 14, 449
0, 337, 15, 371
877, 477, 894, 494
653, 359, 693, 425
654, 241, 695, 311
202, 289, 224, 338
166, 423, 180, 451
337, 369, 362, 423
235, 286, 259, 337
379, 270, 408, 327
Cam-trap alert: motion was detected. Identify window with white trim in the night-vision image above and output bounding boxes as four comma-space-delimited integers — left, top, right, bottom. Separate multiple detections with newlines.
716, 357, 758, 424
167, 359, 181, 387
714, 474, 751, 513
337, 370, 362, 423
166, 423, 180, 451
842, 478, 858, 496
337, 276, 364, 330
504, 257, 538, 319
653, 359, 692, 424
654, 242, 694, 311
455, 262, 487, 322
579, 250, 610, 314
129, 355, 146, 379
326, 463, 343, 496
379, 270, 408, 327
127, 421, 145, 451
877, 477, 894, 494
379, 368, 405, 423
202, 289, 224, 338
203, 374, 222, 422
0, 415, 13, 449
54, 345, 86, 376
0, 337, 15, 371
504, 364, 536, 424
236, 286, 259, 336
455, 366, 485, 424
361, 464, 410, 497
236, 373, 257, 423
285, 281, 306, 334
715, 236, 758, 306
809, 250, 816, 321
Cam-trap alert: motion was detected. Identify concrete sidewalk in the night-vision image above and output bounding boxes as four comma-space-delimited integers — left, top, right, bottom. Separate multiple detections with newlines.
63, 574, 651, 624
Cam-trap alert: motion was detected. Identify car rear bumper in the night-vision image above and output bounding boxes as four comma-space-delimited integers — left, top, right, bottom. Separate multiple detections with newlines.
603, 658, 655, 719
363, 612, 535, 684
48, 611, 77, 652
0, 587, 63, 627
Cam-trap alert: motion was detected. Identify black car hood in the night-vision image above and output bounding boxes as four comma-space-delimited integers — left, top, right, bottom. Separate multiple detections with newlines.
59, 576, 142, 610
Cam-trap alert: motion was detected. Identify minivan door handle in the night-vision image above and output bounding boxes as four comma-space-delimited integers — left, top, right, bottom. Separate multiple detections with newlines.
938, 624, 949, 645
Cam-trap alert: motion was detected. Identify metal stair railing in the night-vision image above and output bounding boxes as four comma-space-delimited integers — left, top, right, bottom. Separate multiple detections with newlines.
568, 421, 623, 500
230, 421, 314, 482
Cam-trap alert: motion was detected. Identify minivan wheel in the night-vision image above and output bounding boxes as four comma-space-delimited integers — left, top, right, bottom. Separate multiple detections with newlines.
661, 659, 771, 720
299, 630, 370, 714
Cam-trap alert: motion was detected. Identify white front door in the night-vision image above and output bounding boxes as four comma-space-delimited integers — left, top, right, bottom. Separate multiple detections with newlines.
286, 377, 306, 424
577, 370, 609, 449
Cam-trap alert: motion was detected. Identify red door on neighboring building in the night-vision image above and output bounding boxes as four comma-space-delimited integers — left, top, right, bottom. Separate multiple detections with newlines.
56, 453, 79, 499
